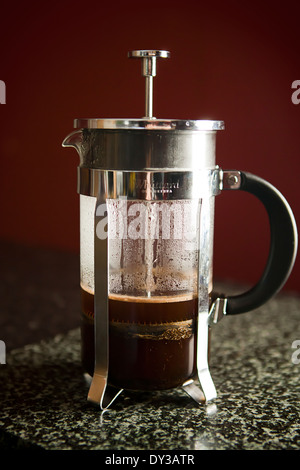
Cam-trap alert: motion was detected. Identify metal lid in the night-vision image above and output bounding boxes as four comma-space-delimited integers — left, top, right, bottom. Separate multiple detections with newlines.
73, 118, 224, 131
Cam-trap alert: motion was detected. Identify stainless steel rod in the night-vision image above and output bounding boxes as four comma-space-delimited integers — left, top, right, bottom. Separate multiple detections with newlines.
145, 75, 153, 118
128, 50, 170, 119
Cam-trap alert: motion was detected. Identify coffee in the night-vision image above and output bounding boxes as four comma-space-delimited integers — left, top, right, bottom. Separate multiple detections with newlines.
81, 288, 198, 390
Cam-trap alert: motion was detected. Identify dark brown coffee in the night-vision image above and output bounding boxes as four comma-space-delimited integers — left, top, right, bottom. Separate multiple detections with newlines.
81, 288, 198, 390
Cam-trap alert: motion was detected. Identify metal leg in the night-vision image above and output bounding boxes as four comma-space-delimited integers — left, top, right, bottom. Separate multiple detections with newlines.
182, 197, 217, 406
195, 313, 217, 402
87, 173, 123, 410
182, 313, 217, 406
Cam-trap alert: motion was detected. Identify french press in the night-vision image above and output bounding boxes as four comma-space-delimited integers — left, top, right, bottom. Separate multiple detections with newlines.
63, 50, 297, 409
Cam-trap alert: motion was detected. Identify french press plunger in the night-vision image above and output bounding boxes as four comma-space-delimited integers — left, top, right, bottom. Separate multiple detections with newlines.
63, 50, 297, 409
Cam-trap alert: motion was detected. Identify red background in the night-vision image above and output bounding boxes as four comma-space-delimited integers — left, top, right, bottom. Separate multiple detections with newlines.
0, 0, 299, 291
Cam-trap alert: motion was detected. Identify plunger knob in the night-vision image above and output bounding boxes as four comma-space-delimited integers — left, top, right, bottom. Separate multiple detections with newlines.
128, 50, 170, 118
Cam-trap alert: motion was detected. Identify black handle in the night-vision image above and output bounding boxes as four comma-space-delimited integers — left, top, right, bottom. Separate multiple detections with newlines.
223, 171, 298, 315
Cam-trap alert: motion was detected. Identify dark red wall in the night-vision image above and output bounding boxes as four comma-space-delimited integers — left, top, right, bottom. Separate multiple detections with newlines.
0, 0, 299, 291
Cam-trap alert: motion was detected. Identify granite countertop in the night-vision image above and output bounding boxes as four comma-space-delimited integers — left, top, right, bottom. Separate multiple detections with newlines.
0, 241, 300, 451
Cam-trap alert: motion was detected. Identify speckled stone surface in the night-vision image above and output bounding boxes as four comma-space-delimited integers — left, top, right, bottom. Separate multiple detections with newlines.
1, 293, 300, 450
